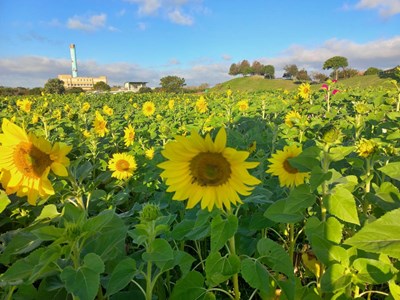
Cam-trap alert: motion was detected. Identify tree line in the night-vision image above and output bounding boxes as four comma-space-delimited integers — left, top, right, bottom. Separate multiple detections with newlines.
228, 56, 393, 82
229, 60, 275, 79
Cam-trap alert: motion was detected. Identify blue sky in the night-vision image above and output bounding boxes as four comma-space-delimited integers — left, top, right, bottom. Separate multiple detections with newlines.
1, 0, 400, 88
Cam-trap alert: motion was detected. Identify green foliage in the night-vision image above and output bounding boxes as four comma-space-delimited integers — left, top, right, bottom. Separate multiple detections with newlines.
160, 75, 186, 93
323, 56, 349, 80
44, 78, 65, 94
93, 81, 110, 91
364, 67, 381, 76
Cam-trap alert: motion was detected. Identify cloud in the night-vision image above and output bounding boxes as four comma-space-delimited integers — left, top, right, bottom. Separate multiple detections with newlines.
355, 0, 400, 16
221, 54, 232, 61
125, 0, 205, 25
1, 36, 399, 88
259, 36, 400, 76
167, 9, 193, 25
67, 13, 107, 31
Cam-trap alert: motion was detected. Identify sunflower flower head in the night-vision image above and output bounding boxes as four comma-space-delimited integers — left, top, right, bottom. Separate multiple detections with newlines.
145, 147, 155, 160
17, 99, 32, 113
168, 99, 175, 110
143, 101, 156, 117
0, 119, 72, 205
320, 124, 342, 145
356, 138, 379, 158
298, 83, 311, 99
284, 111, 301, 128
123, 124, 135, 147
93, 111, 108, 137
196, 96, 208, 113
267, 144, 310, 188
81, 102, 91, 113
103, 105, 113, 116
158, 128, 261, 212
237, 100, 249, 112
108, 152, 137, 180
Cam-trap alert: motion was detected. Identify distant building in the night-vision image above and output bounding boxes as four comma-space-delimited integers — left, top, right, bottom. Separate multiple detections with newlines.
58, 74, 108, 91
124, 82, 147, 92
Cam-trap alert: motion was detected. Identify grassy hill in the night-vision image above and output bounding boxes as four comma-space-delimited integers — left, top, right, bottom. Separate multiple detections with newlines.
211, 74, 393, 93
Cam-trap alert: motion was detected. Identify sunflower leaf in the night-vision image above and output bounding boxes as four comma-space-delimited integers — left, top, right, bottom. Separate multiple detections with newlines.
210, 214, 238, 253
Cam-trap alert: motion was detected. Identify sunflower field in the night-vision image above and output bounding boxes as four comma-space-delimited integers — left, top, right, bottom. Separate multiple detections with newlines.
0, 79, 399, 300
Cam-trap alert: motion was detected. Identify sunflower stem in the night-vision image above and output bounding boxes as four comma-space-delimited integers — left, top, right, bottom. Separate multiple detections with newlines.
288, 223, 295, 266
228, 235, 240, 300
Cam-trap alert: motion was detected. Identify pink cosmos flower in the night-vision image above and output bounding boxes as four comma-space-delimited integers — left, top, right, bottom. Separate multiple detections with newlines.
321, 84, 328, 90
332, 89, 339, 95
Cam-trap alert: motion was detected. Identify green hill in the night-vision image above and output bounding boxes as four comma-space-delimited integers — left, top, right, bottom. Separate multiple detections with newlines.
211, 75, 393, 92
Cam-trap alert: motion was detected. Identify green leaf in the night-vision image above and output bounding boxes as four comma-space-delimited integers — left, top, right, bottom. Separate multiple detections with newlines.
264, 198, 304, 223
34, 204, 60, 222
173, 250, 196, 277
353, 258, 396, 284
310, 166, 332, 191
321, 263, 352, 293
142, 238, 174, 264
171, 219, 195, 240
60, 253, 104, 300
328, 146, 354, 162
325, 186, 359, 225
29, 245, 62, 282
285, 184, 316, 213
0, 190, 11, 213
241, 258, 272, 295
83, 209, 115, 232
0, 231, 42, 265
105, 257, 136, 297
345, 208, 400, 259
389, 280, 400, 300
367, 182, 400, 211
288, 146, 321, 171
379, 162, 400, 181
210, 214, 238, 252
305, 217, 344, 265
205, 252, 241, 287
257, 238, 294, 280
169, 271, 205, 300
31, 226, 65, 241
0, 248, 45, 286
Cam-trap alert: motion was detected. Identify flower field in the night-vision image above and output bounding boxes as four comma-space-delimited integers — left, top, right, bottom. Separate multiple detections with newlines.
0, 80, 400, 300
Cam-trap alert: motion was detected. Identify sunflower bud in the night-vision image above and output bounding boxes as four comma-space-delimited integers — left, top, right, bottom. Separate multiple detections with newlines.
320, 125, 342, 144
140, 204, 160, 223
356, 138, 379, 158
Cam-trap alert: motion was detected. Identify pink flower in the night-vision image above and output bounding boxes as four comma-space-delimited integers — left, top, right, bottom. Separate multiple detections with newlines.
321, 84, 328, 90
332, 89, 339, 95
332, 80, 338, 83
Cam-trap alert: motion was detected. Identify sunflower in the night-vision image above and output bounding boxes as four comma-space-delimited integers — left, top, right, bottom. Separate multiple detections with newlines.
237, 100, 249, 112
0, 119, 71, 205
158, 128, 260, 211
81, 102, 91, 113
108, 153, 137, 180
196, 96, 208, 113
298, 83, 311, 99
168, 99, 175, 110
284, 111, 301, 128
143, 101, 156, 117
145, 147, 155, 160
266, 145, 309, 188
17, 99, 32, 113
103, 105, 113, 116
123, 124, 135, 147
356, 138, 378, 158
93, 111, 108, 137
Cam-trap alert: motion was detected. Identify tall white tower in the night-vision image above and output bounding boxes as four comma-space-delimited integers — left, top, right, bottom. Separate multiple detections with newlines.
70, 44, 78, 78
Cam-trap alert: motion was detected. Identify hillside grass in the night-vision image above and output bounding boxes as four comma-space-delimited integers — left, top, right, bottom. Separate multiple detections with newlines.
211, 74, 393, 92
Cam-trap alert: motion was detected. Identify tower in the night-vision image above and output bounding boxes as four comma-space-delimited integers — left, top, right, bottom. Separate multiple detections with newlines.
69, 44, 78, 78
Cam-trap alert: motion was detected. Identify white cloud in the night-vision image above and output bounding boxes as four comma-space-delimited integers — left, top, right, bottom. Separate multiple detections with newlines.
167, 9, 193, 25
67, 13, 107, 31
1, 36, 399, 88
355, 0, 400, 16
125, 0, 205, 25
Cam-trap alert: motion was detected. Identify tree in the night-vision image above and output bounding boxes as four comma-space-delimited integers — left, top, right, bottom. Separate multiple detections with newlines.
312, 71, 328, 83
138, 86, 152, 93
239, 60, 251, 76
160, 75, 186, 93
93, 81, 110, 91
330, 68, 359, 79
228, 63, 240, 76
66, 87, 85, 94
283, 64, 298, 80
44, 78, 65, 94
262, 65, 275, 79
251, 61, 263, 75
364, 67, 381, 76
323, 56, 348, 80
296, 69, 311, 82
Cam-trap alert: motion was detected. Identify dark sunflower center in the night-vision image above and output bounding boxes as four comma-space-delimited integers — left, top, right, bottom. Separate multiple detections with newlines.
190, 152, 231, 186
283, 159, 298, 174
116, 160, 130, 171
14, 142, 52, 178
